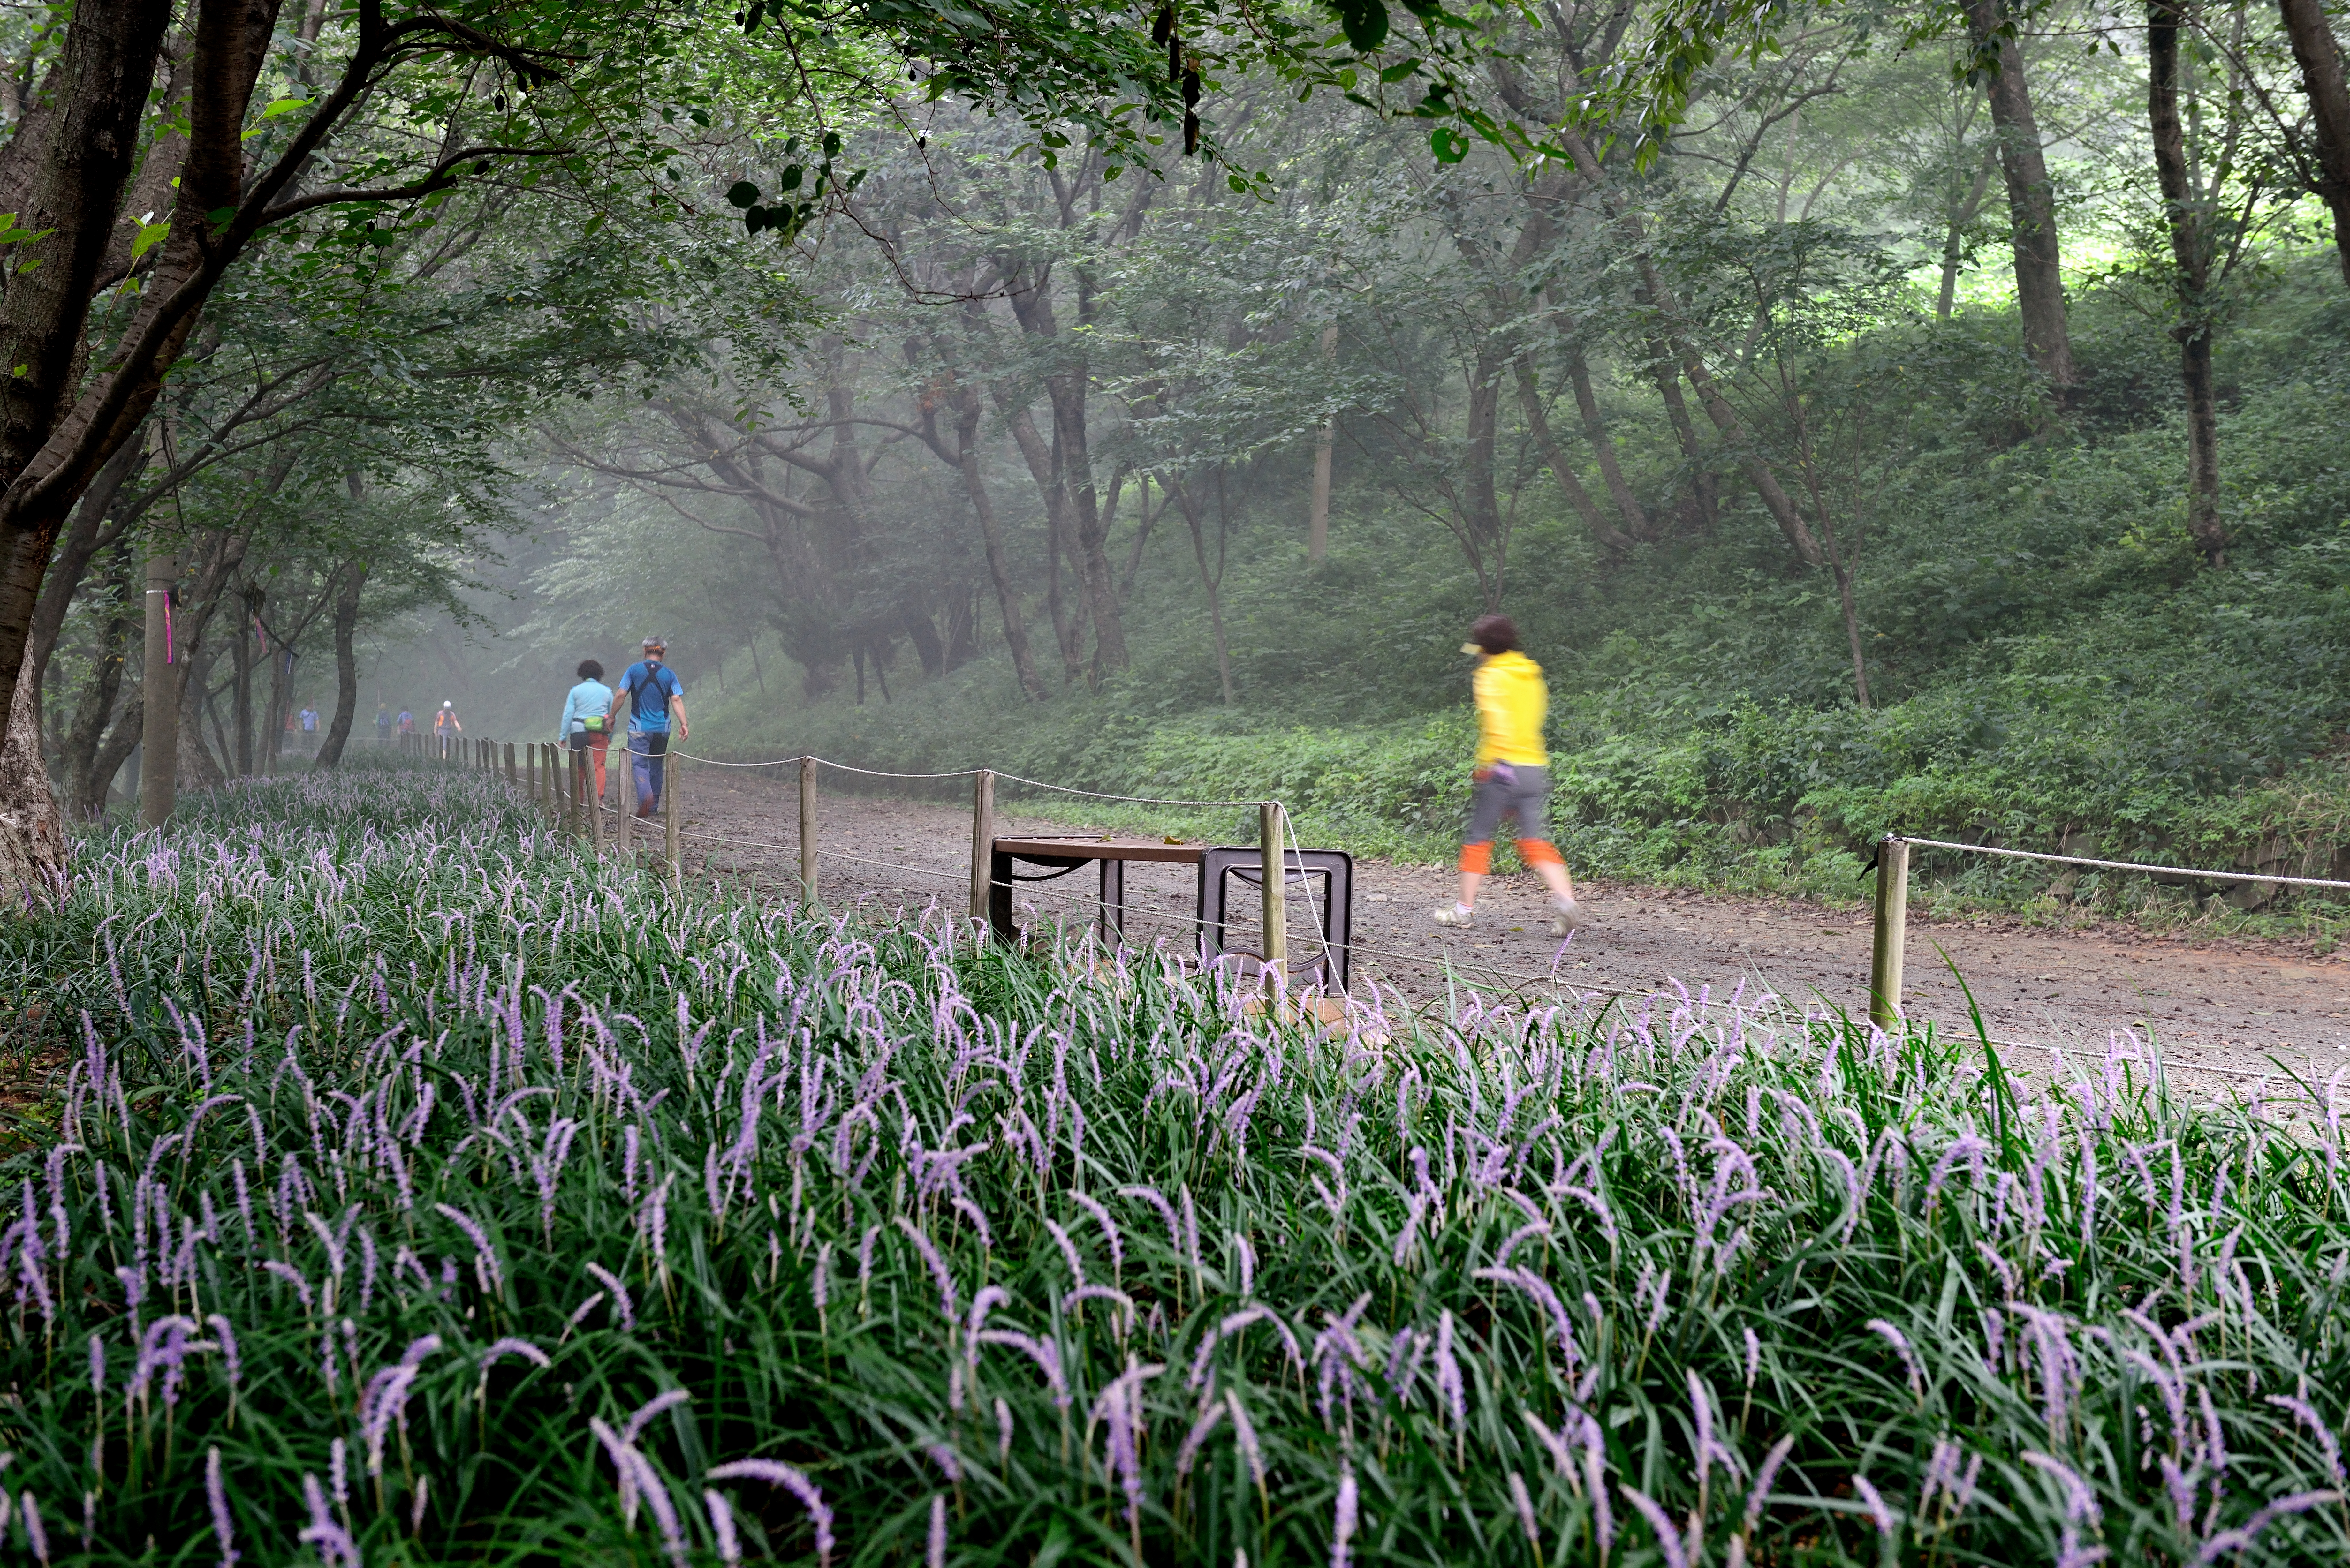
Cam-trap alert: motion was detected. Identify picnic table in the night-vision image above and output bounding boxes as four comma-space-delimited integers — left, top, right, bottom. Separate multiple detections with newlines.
988, 835, 1354, 987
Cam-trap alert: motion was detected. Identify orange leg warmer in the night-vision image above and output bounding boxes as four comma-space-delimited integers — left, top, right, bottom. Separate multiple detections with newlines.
1459, 841, 1493, 875
1516, 838, 1563, 868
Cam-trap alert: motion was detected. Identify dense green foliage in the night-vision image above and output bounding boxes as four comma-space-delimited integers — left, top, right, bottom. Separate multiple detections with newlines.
1, 764, 2346, 1564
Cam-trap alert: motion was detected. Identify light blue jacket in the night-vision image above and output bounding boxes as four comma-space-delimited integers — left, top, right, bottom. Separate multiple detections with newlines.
558, 679, 613, 740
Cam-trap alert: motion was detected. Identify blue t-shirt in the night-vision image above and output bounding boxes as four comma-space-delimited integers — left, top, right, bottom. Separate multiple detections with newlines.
618, 661, 683, 734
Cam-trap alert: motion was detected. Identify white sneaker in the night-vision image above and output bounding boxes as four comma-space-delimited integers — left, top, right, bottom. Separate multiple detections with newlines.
1550, 900, 1592, 936
1430, 904, 1475, 928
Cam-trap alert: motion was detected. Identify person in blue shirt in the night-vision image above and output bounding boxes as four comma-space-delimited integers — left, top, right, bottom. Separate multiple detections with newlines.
557, 659, 615, 800
615, 636, 688, 817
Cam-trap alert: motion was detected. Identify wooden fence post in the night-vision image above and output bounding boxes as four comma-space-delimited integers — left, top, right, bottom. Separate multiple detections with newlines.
1869, 835, 1909, 1031
665, 750, 681, 889
505, 743, 515, 788
615, 741, 631, 856
799, 755, 818, 906
1261, 802, 1286, 983
969, 769, 995, 927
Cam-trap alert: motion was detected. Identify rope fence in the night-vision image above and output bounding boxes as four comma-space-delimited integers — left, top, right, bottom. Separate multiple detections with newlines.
411, 735, 2330, 1088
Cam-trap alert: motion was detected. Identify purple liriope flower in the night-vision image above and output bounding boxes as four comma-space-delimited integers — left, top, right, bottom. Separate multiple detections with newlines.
894, 1217, 959, 1322
1116, 1185, 1180, 1252
330, 1439, 349, 1508
1866, 1318, 1925, 1400
1331, 1463, 1359, 1568
1744, 1326, 1762, 1392
207, 1315, 240, 1390
1436, 1310, 1466, 1436
2193, 1491, 2343, 1566
88, 1335, 104, 1395
433, 1202, 502, 1291
705, 1489, 741, 1566
479, 1338, 552, 1372
927, 1492, 947, 1568
624, 1388, 692, 1445
2265, 1392, 2347, 1485
1745, 1434, 1795, 1534
1042, 1218, 1087, 1291
1852, 1473, 1895, 1540
1177, 1399, 1226, 1478
1226, 1387, 1266, 1491
857, 1225, 880, 1300
1621, 1486, 1690, 1568
706, 1460, 834, 1567
1071, 1192, 1124, 1280
585, 1263, 635, 1331
996, 1398, 1014, 1467
21, 1491, 46, 1565
297, 1475, 357, 1567
1508, 1470, 1539, 1544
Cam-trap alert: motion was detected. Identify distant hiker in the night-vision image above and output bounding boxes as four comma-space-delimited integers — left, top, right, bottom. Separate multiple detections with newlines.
1430, 614, 1589, 936
397, 708, 415, 738
559, 658, 616, 799
433, 701, 461, 760
617, 636, 687, 818
375, 703, 393, 745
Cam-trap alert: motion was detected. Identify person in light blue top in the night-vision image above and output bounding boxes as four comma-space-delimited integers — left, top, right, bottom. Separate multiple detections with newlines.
615, 636, 687, 817
557, 658, 615, 800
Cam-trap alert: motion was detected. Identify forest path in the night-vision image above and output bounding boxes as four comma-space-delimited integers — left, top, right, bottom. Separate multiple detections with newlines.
666, 768, 2350, 1090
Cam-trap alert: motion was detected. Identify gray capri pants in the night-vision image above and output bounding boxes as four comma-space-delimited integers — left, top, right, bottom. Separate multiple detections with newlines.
1464, 764, 1550, 844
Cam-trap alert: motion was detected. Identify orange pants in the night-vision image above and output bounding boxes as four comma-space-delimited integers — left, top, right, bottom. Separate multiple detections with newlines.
1459, 839, 1563, 875
572, 733, 610, 797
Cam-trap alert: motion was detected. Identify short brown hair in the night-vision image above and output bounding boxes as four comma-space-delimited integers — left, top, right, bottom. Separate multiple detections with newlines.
1468, 614, 1518, 654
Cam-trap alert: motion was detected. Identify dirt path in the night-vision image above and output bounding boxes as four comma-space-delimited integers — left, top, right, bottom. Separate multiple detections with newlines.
663, 767, 2350, 1088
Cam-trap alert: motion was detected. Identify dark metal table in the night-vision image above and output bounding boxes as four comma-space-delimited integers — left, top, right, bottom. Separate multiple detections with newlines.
989, 836, 1353, 988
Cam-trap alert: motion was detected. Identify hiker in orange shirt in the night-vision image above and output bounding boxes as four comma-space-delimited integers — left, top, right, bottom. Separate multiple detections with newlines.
1430, 614, 1591, 937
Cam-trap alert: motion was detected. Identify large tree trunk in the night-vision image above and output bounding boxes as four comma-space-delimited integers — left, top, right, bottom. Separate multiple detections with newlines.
1966, 0, 2078, 400
315, 557, 366, 767
2278, 0, 2350, 286
0, 645, 65, 901
25, 427, 148, 705
2149, 0, 2227, 565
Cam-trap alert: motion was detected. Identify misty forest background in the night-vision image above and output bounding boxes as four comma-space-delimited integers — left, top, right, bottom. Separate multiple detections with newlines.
29, 0, 2350, 930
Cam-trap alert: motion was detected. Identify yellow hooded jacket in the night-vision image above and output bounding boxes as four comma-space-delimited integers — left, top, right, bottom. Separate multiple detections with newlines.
1473, 649, 1548, 768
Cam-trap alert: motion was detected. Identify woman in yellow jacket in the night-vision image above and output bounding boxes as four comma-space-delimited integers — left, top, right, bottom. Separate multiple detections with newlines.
1433, 614, 1591, 936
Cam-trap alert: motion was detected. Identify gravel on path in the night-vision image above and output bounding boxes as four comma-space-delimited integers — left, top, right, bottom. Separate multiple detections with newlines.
650, 764, 2350, 1090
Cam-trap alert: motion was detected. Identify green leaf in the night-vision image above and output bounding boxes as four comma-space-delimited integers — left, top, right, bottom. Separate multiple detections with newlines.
1377, 58, 1420, 83
726, 180, 760, 208
259, 95, 313, 122
779, 164, 803, 192
130, 220, 170, 262
1430, 125, 1468, 163
1331, 0, 1388, 53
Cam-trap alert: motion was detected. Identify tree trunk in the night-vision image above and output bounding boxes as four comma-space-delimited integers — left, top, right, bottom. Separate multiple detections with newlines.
231, 593, 253, 775
61, 544, 134, 813
954, 387, 1048, 700
1308, 324, 1337, 563
2149, 0, 2227, 565
1937, 143, 1999, 318
2278, 0, 2350, 286
1167, 474, 1236, 705
85, 692, 140, 817
1561, 338, 1650, 540
25, 426, 147, 703
315, 557, 365, 767
1966, 0, 2078, 399
1461, 351, 1507, 545
1517, 358, 1634, 554
0, 644, 65, 901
